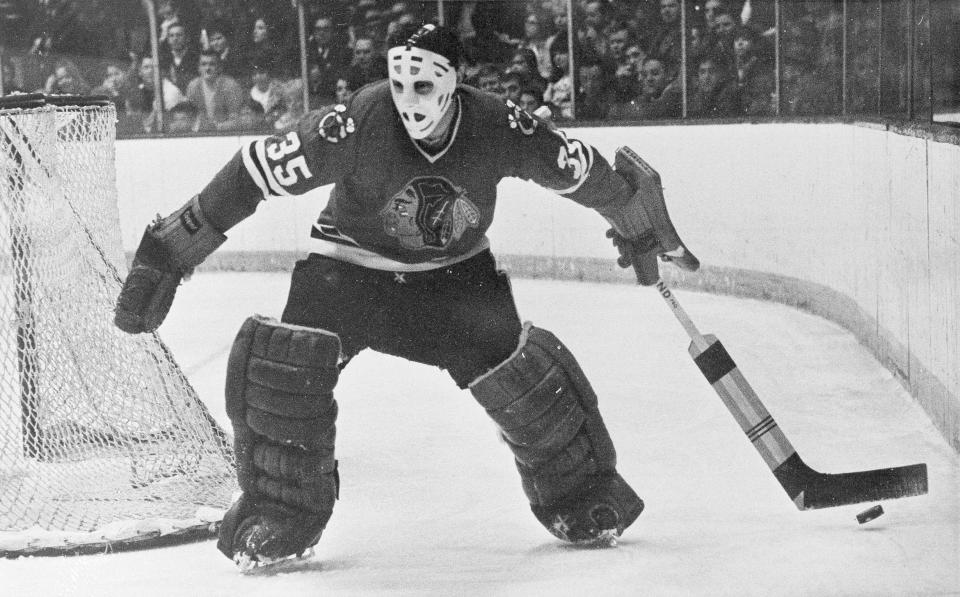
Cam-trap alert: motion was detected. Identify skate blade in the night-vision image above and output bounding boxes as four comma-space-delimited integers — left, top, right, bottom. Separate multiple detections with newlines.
234, 547, 315, 574
575, 529, 619, 548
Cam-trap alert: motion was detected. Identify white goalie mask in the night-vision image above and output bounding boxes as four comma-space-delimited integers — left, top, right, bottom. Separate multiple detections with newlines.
388, 44, 458, 140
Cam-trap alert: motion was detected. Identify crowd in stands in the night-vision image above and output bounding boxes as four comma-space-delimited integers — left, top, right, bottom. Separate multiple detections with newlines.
0, 0, 904, 134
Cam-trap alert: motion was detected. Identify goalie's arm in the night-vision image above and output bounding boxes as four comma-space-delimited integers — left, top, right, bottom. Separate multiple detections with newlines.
113, 152, 260, 334
508, 117, 698, 285
115, 108, 355, 334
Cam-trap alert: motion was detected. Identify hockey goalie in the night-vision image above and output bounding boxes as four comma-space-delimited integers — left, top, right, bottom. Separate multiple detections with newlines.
114, 23, 698, 570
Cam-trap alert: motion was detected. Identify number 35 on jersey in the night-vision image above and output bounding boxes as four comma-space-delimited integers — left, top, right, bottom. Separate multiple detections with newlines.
243, 131, 315, 197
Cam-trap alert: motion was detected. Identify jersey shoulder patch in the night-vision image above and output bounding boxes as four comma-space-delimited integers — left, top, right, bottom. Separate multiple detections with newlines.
318, 104, 356, 144
504, 99, 538, 136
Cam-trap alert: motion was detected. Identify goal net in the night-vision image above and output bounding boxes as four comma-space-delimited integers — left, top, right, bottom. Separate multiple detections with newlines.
0, 95, 236, 557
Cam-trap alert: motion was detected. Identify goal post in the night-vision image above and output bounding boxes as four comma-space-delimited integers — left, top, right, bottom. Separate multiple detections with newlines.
0, 94, 237, 557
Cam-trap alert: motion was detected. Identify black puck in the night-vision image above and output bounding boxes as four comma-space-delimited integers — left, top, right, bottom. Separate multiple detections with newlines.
856, 504, 884, 524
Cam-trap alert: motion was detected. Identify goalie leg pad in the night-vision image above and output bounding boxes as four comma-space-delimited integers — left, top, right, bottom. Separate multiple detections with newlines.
469, 324, 643, 541
218, 315, 342, 562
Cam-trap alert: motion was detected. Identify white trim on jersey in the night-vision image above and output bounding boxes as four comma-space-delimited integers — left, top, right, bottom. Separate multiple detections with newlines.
313, 222, 361, 247
240, 139, 272, 197
241, 137, 293, 197
408, 95, 462, 165
256, 138, 294, 196
552, 135, 595, 196
307, 234, 490, 272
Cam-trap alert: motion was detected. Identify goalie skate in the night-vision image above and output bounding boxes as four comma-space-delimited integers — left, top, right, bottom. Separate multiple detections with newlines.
542, 498, 633, 547
580, 529, 620, 548
234, 546, 316, 574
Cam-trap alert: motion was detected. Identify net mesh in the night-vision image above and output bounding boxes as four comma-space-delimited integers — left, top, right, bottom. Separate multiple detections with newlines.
0, 100, 236, 555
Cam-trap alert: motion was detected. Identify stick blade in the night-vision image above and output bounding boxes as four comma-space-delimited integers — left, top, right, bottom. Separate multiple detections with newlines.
774, 453, 928, 510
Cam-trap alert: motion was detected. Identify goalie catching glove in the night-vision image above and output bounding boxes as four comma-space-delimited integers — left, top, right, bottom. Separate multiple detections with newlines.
114, 195, 226, 333
597, 146, 699, 285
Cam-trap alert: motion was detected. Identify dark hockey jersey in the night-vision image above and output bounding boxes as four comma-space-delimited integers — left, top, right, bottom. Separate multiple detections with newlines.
222, 80, 631, 270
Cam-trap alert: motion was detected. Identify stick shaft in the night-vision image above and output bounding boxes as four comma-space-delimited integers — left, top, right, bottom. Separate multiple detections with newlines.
649, 277, 927, 509
654, 279, 706, 348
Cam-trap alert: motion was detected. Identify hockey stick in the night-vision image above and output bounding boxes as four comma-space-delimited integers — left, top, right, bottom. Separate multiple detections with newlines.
650, 277, 928, 510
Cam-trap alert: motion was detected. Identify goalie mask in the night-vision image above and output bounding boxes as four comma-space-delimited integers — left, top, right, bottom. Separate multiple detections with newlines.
388, 24, 460, 140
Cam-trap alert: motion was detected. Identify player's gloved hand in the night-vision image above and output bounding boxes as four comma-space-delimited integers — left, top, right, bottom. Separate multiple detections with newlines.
114, 196, 225, 333
605, 228, 698, 286
114, 225, 184, 334
599, 147, 699, 285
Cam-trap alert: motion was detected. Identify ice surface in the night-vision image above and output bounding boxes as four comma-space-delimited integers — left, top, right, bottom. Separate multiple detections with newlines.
3, 273, 957, 596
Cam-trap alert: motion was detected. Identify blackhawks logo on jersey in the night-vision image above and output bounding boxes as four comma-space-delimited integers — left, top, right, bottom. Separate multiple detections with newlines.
506, 99, 537, 135
319, 104, 355, 143
381, 177, 481, 250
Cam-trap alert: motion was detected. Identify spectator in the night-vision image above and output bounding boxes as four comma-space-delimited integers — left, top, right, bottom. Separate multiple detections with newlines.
462, 3, 515, 66
248, 60, 286, 127
687, 54, 738, 117
248, 16, 287, 81
159, 22, 199, 93
155, 0, 200, 45
519, 84, 550, 119
385, 9, 419, 43
704, 0, 735, 34
125, 55, 187, 133
20, 33, 55, 93
360, 3, 391, 45
386, 1, 416, 22
608, 27, 642, 110
741, 0, 775, 34
732, 25, 773, 115
578, 0, 610, 61
605, 25, 633, 68
506, 48, 548, 94
472, 63, 503, 96
518, 9, 554, 79
91, 61, 132, 124
272, 78, 305, 132
609, 80, 638, 122
649, 0, 682, 72
608, 56, 680, 120
543, 2, 570, 64
204, 19, 246, 82
185, 49, 246, 132
625, 42, 648, 72
238, 98, 268, 132
627, 0, 662, 30
501, 70, 524, 105
307, 14, 351, 104
345, 36, 387, 90
165, 100, 198, 133
156, 0, 183, 44
43, 59, 92, 95
335, 76, 354, 104
1, 56, 22, 94
543, 38, 574, 120
779, 11, 842, 117
640, 56, 682, 119
576, 59, 612, 120
707, 8, 740, 63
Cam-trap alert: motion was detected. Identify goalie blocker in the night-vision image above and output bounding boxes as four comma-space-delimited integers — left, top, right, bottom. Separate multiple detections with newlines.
599, 146, 700, 285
